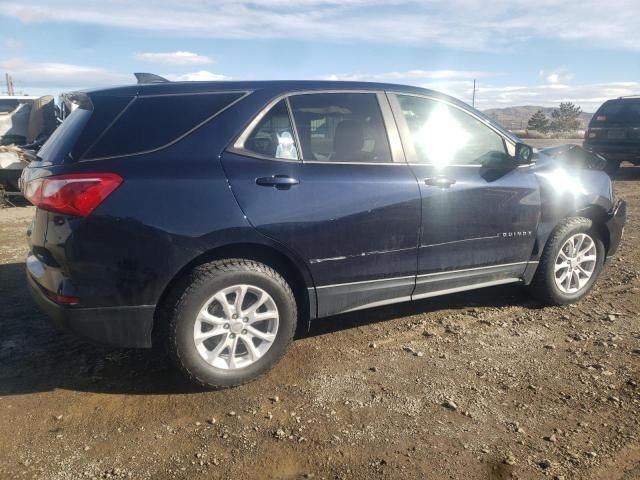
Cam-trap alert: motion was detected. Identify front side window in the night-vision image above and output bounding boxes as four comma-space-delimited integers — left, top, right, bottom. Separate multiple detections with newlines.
397, 95, 507, 167
288, 93, 392, 163
243, 99, 299, 160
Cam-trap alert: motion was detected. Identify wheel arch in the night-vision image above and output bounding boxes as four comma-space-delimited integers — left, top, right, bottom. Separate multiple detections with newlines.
153, 241, 316, 344
575, 204, 611, 254
526, 203, 611, 284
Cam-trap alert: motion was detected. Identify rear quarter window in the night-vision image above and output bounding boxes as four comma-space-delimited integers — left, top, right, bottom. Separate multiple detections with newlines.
84, 92, 246, 159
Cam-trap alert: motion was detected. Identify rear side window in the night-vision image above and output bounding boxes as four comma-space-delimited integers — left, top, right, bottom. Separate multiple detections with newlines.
592, 99, 640, 124
243, 99, 299, 160
0, 99, 20, 114
288, 93, 391, 163
85, 92, 245, 159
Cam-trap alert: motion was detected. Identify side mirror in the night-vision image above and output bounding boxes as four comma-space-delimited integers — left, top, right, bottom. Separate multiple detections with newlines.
515, 142, 533, 164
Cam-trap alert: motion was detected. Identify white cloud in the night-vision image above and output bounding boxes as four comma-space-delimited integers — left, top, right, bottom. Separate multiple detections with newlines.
133, 51, 212, 65
0, 58, 231, 93
1, 0, 640, 50
166, 70, 231, 81
0, 58, 131, 90
323, 68, 639, 111
324, 70, 499, 82
425, 79, 639, 112
539, 69, 575, 85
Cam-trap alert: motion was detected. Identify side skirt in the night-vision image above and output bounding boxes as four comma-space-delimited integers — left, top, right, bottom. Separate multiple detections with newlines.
314, 262, 537, 318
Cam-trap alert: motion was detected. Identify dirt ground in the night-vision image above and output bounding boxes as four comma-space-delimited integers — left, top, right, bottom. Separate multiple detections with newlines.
1, 163, 639, 480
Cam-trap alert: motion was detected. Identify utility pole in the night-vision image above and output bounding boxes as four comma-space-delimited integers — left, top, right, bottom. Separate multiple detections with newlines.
472, 79, 476, 108
5, 73, 15, 96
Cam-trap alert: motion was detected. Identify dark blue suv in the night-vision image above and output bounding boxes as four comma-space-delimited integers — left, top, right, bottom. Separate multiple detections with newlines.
22, 80, 626, 388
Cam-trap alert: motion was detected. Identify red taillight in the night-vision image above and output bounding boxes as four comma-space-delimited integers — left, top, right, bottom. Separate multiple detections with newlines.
45, 290, 81, 305
25, 173, 122, 217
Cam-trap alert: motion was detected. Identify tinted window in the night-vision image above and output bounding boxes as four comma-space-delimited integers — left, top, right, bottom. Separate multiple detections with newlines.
288, 93, 391, 163
71, 94, 133, 160
0, 100, 20, 114
243, 99, 299, 160
38, 107, 92, 165
86, 92, 244, 159
593, 99, 640, 124
397, 95, 507, 166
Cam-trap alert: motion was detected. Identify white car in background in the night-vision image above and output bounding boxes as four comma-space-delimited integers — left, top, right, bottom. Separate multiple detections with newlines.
0, 95, 57, 199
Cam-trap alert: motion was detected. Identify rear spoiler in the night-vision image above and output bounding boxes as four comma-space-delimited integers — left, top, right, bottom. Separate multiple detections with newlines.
134, 73, 170, 84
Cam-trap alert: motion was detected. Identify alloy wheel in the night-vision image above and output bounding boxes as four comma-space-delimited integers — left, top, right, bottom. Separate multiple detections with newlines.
193, 284, 279, 369
554, 233, 597, 294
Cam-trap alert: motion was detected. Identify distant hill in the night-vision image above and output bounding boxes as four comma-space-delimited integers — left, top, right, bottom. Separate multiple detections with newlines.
482, 106, 593, 130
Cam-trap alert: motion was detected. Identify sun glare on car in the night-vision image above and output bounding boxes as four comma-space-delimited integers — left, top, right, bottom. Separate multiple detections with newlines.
416, 105, 471, 169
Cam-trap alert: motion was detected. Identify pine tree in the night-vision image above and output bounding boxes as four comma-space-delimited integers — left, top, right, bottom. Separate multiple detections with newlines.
550, 102, 582, 134
527, 109, 550, 133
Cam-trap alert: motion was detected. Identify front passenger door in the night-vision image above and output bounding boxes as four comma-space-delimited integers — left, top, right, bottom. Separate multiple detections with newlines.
389, 93, 540, 298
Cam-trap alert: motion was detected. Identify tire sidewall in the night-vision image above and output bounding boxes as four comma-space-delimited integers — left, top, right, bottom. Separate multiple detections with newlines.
172, 267, 295, 388
544, 221, 605, 303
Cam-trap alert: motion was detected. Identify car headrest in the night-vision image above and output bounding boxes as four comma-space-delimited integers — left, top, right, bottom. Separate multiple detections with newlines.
333, 120, 365, 157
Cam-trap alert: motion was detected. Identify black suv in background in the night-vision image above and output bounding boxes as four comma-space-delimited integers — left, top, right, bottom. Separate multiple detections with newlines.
21, 80, 626, 389
584, 96, 640, 172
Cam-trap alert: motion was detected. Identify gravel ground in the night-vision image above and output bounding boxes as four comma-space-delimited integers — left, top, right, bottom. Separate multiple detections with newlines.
0, 164, 639, 480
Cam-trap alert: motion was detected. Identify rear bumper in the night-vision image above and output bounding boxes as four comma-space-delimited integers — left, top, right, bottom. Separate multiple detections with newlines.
584, 143, 640, 163
26, 259, 154, 348
605, 200, 626, 258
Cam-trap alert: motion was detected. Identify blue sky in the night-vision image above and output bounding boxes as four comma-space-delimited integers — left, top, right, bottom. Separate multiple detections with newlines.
1, 0, 640, 111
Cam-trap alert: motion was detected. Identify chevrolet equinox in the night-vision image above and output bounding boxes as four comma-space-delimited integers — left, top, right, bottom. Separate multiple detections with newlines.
22, 80, 626, 388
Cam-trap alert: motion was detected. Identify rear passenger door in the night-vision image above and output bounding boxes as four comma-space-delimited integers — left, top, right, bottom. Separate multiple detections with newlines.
222, 91, 421, 317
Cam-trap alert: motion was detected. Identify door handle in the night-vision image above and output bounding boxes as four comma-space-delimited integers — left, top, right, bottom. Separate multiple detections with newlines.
424, 176, 456, 188
256, 175, 300, 188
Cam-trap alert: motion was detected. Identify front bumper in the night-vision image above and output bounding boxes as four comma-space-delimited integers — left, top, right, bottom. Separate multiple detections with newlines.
605, 200, 626, 258
26, 260, 155, 348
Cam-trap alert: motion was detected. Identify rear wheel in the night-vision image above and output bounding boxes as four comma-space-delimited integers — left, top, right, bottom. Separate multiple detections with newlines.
168, 259, 297, 389
529, 217, 605, 305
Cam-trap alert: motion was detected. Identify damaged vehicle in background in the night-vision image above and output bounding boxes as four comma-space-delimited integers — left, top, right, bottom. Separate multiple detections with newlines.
0, 95, 57, 201
20, 78, 626, 389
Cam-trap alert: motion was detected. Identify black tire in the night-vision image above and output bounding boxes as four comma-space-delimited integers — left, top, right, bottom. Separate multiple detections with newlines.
529, 217, 605, 305
167, 259, 297, 389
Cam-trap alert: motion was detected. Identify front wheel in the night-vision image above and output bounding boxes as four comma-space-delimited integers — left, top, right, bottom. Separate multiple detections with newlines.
529, 217, 605, 305
167, 259, 297, 389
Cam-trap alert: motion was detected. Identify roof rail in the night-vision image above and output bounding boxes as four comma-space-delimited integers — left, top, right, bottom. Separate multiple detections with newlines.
134, 73, 170, 84
618, 94, 640, 99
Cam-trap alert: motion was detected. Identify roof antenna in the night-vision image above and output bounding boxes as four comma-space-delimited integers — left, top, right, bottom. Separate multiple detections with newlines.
134, 73, 170, 84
